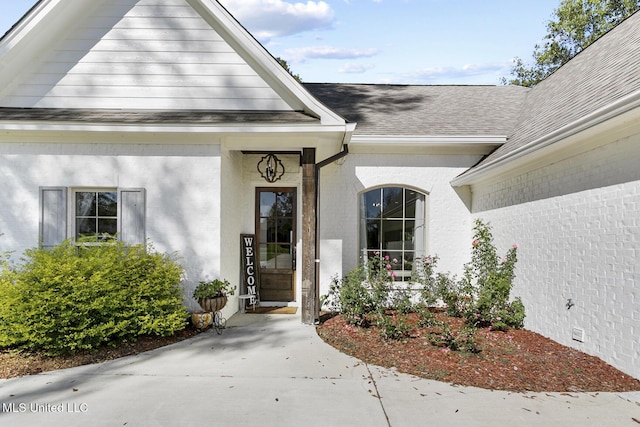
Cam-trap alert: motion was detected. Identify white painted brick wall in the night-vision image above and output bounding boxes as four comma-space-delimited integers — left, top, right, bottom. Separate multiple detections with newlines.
0, 142, 222, 310
318, 153, 483, 297
472, 134, 640, 379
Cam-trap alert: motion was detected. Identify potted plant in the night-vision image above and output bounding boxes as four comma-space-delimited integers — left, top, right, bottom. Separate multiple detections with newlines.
193, 278, 235, 312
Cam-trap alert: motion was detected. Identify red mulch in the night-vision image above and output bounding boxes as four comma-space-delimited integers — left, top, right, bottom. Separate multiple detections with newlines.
316, 312, 640, 393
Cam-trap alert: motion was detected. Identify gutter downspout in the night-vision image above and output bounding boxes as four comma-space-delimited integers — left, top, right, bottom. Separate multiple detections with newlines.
312, 128, 353, 322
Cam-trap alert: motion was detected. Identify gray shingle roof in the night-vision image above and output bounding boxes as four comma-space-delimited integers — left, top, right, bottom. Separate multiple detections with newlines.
0, 108, 319, 124
304, 83, 529, 136
476, 10, 640, 168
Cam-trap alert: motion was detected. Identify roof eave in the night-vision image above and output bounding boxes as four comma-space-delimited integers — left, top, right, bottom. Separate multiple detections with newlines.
451, 89, 640, 187
350, 134, 507, 154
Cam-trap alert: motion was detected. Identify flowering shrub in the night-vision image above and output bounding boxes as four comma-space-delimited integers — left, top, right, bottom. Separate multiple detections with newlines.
460, 220, 524, 330
322, 218, 525, 348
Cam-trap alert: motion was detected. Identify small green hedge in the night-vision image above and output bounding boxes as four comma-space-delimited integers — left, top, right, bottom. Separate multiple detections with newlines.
0, 241, 188, 355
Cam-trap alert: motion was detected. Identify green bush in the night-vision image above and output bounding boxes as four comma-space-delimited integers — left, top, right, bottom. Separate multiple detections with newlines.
0, 241, 187, 355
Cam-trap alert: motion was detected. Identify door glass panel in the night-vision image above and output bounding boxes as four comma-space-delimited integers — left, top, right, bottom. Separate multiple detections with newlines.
260, 192, 276, 217
276, 192, 294, 216
274, 244, 292, 269
277, 219, 293, 244
257, 189, 296, 271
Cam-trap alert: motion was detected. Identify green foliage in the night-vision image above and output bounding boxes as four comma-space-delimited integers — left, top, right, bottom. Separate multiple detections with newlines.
461, 220, 524, 330
0, 241, 187, 355
376, 313, 412, 340
428, 324, 480, 354
276, 57, 302, 83
325, 219, 525, 347
192, 278, 235, 299
503, 0, 639, 86
335, 263, 373, 327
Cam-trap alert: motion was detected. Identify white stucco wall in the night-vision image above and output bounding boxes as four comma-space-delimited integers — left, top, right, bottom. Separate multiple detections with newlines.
318, 152, 483, 298
471, 133, 640, 379
0, 141, 222, 309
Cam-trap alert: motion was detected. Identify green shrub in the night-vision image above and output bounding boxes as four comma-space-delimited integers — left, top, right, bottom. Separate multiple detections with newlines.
376, 312, 412, 340
461, 220, 524, 330
0, 240, 187, 355
336, 263, 373, 327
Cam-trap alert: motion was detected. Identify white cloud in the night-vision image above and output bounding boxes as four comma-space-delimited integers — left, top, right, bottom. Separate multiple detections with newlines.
338, 63, 375, 74
285, 46, 380, 62
410, 62, 511, 82
222, 0, 336, 42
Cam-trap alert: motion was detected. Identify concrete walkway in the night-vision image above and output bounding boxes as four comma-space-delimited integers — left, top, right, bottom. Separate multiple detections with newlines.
0, 313, 638, 426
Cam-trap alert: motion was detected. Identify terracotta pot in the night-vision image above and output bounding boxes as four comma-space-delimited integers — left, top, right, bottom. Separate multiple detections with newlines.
191, 311, 213, 330
198, 296, 228, 312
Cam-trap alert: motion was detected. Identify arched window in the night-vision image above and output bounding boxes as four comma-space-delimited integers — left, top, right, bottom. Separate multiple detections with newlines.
359, 187, 427, 281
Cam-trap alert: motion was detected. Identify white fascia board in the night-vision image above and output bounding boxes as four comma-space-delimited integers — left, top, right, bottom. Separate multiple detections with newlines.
189, 0, 346, 126
451, 89, 640, 187
349, 135, 506, 154
0, 121, 349, 134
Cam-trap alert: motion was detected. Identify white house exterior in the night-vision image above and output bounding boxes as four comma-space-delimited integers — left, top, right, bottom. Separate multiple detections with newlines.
1, 0, 638, 379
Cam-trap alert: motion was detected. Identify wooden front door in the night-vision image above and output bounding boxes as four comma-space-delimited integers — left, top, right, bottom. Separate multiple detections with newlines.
256, 188, 296, 302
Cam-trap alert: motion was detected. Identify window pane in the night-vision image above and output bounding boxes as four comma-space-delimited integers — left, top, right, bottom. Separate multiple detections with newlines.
382, 187, 403, 218
366, 219, 380, 249
76, 218, 96, 239
381, 220, 403, 250
76, 192, 96, 217
98, 192, 117, 216
364, 189, 381, 219
98, 218, 117, 237
405, 189, 425, 218
405, 220, 415, 250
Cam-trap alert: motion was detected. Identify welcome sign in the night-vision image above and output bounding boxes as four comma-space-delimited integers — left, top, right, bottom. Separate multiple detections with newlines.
241, 234, 258, 306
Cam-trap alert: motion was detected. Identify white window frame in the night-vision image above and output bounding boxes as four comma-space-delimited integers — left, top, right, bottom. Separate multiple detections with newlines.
39, 187, 146, 248
358, 185, 429, 282
71, 188, 118, 243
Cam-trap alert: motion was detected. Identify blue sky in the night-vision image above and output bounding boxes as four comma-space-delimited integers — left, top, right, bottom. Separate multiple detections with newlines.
0, 0, 560, 84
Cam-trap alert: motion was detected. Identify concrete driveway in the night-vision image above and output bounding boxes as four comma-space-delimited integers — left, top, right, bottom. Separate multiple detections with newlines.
1, 313, 639, 426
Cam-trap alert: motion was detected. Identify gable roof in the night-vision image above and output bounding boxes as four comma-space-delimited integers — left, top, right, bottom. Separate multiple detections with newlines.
0, 0, 345, 126
453, 10, 640, 185
304, 83, 529, 137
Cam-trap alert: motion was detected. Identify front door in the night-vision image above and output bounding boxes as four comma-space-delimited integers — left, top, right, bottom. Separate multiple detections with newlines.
256, 188, 296, 302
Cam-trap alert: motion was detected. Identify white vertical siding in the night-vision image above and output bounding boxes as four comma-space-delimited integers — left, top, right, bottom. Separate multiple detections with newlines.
3, 0, 291, 110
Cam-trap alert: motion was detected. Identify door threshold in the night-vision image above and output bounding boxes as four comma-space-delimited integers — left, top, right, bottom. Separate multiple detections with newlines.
258, 301, 298, 308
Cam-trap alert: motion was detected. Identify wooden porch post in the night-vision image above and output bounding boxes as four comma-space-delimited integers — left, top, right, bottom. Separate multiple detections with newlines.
301, 148, 317, 324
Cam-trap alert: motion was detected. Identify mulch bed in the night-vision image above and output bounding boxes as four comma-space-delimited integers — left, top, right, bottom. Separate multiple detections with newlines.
316, 312, 640, 393
0, 328, 201, 379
